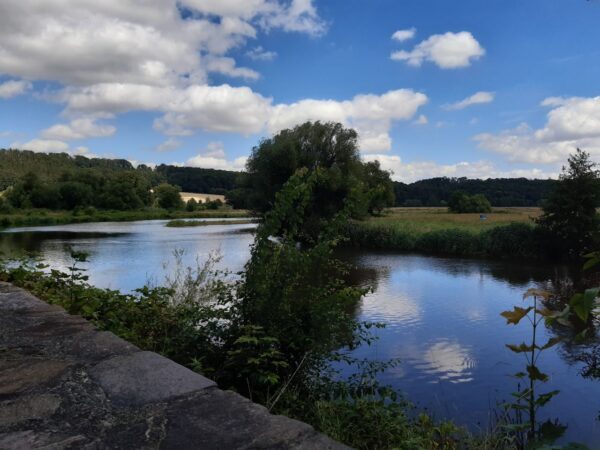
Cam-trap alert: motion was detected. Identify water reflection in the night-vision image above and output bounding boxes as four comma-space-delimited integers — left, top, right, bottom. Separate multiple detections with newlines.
422, 340, 476, 383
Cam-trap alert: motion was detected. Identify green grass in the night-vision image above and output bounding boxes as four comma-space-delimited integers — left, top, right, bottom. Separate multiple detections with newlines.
0, 208, 251, 229
165, 218, 256, 227
345, 207, 547, 260
364, 207, 539, 233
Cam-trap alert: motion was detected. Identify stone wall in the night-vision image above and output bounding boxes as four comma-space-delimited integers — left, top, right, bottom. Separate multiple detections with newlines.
0, 282, 348, 449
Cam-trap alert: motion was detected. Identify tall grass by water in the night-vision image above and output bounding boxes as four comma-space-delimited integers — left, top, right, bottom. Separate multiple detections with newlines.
345, 207, 546, 260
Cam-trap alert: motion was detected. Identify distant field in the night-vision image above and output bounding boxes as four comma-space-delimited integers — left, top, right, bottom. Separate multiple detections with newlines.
364, 207, 541, 233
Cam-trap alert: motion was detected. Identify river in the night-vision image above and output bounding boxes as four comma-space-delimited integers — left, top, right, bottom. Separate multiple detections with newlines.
1, 219, 599, 446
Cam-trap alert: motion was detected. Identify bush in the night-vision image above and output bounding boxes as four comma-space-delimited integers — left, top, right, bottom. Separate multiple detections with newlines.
448, 191, 492, 213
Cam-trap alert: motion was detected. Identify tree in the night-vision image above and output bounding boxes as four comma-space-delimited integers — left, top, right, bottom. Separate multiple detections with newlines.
447, 191, 491, 213
186, 198, 198, 212
155, 183, 184, 210
59, 181, 93, 209
362, 160, 395, 215
238, 121, 394, 235
537, 149, 600, 258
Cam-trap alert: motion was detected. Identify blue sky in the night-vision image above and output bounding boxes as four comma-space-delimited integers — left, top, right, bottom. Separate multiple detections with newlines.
1, 0, 599, 181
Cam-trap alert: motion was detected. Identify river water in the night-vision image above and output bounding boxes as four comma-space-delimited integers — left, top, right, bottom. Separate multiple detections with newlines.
1, 220, 599, 446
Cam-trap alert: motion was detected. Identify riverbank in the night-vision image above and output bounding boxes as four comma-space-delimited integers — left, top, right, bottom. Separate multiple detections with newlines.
0, 208, 251, 229
345, 207, 547, 260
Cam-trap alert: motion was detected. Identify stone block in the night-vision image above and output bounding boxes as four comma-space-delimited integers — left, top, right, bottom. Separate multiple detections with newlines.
89, 351, 216, 407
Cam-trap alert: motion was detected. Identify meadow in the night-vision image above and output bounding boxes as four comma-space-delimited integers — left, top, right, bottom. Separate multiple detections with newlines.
364, 207, 540, 232
345, 207, 546, 260
0, 208, 250, 229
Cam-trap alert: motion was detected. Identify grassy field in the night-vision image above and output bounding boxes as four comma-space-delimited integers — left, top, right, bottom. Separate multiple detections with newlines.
364, 207, 541, 233
0, 208, 251, 229
346, 207, 546, 259
165, 218, 256, 227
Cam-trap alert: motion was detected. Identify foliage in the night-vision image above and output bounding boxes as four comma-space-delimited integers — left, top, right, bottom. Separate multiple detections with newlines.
448, 190, 492, 213
537, 149, 600, 258
500, 289, 564, 448
0, 208, 249, 230
236, 121, 395, 230
154, 183, 184, 210
344, 221, 546, 260
155, 164, 238, 194
394, 177, 557, 208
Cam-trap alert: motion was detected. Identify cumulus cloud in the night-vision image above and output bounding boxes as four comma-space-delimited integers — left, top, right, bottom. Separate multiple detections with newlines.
0, 1, 427, 155
443, 91, 494, 110
474, 96, 600, 164
391, 31, 485, 69
155, 138, 182, 153
268, 89, 428, 152
363, 154, 557, 183
413, 114, 428, 125
0, 80, 32, 99
186, 141, 246, 170
0, 1, 324, 87
41, 117, 116, 140
13, 138, 93, 157
246, 46, 277, 61
391, 28, 416, 42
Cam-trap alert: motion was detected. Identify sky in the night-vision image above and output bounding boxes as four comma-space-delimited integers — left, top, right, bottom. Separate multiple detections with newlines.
1, 0, 600, 182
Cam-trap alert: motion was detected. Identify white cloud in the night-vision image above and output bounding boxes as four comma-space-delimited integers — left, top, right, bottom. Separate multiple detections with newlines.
363, 154, 557, 183
201, 141, 227, 158
268, 89, 428, 152
413, 114, 428, 125
246, 46, 277, 61
16, 139, 70, 153
41, 117, 116, 140
155, 138, 182, 153
62, 84, 427, 150
205, 56, 260, 80
474, 96, 600, 164
443, 91, 495, 111
391, 28, 416, 42
186, 141, 246, 170
0, 1, 324, 87
0, 80, 32, 99
391, 31, 485, 69
63, 83, 273, 135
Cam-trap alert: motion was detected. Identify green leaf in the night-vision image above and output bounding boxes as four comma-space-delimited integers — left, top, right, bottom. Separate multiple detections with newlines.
527, 364, 549, 382
538, 419, 567, 441
535, 390, 560, 406
570, 288, 598, 322
501, 306, 533, 325
506, 342, 535, 353
540, 337, 562, 350
523, 288, 552, 300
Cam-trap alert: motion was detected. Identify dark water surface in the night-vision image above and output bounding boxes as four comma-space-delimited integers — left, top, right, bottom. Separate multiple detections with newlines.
2, 220, 599, 446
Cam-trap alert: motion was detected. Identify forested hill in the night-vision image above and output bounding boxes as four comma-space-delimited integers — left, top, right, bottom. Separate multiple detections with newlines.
0, 149, 239, 194
394, 177, 557, 207
0, 149, 135, 190
1, 149, 556, 206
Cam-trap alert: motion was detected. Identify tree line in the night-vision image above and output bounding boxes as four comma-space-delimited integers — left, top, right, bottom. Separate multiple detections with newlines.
394, 177, 558, 207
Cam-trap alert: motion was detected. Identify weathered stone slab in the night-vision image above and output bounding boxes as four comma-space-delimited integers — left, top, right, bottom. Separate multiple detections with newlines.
162, 389, 349, 449
0, 395, 61, 426
89, 351, 216, 407
0, 430, 89, 450
0, 359, 69, 395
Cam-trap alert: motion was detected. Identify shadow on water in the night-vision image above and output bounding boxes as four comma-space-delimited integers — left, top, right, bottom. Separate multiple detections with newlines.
0, 231, 128, 256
